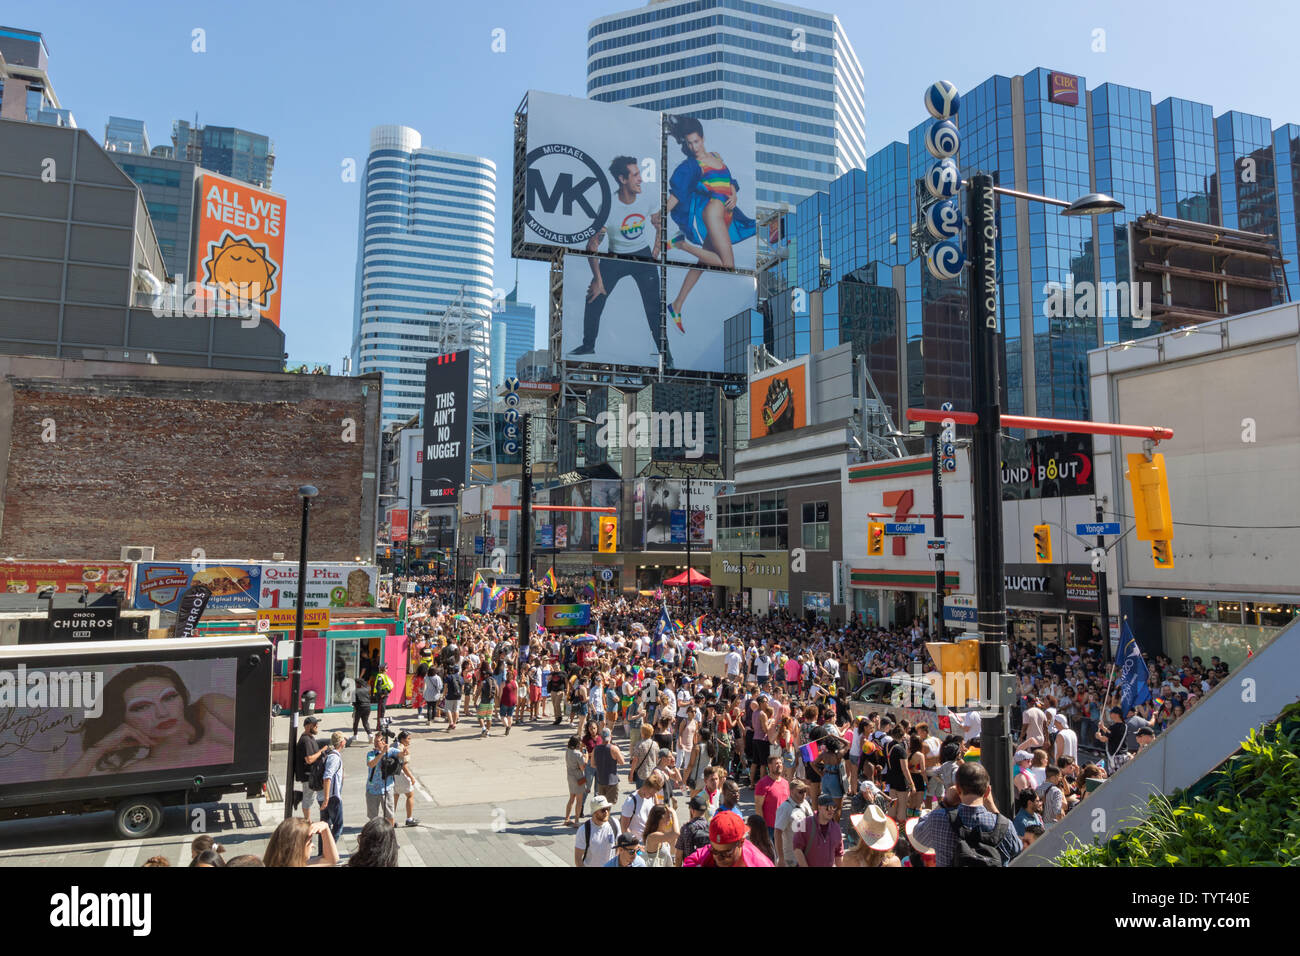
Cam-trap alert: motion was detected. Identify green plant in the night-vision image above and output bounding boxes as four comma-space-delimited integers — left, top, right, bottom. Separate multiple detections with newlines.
1056, 702, 1300, 866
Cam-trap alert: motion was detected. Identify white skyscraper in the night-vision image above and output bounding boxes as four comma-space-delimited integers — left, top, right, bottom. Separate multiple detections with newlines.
586, 0, 865, 212
351, 125, 496, 430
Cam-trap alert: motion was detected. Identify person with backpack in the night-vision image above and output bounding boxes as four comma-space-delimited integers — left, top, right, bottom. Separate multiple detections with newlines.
475, 663, 498, 738
442, 666, 462, 733
364, 732, 403, 827
295, 715, 326, 822
316, 732, 346, 842
573, 796, 621, 867
372, 664, 395, 724
911, 761, 1022, 867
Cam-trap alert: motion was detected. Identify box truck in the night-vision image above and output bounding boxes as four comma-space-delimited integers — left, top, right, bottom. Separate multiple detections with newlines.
0, 634, 272, 838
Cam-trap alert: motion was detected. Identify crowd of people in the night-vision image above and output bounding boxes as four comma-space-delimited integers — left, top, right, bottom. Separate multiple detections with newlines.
174, 574, 1203, 867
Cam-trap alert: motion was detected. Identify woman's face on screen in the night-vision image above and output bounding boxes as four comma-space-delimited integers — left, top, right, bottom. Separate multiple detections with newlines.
122, 678, 185, 743
685, 132, 705, 158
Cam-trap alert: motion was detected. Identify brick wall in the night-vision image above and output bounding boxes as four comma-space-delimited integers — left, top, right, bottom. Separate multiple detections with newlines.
0, 372, 380, 561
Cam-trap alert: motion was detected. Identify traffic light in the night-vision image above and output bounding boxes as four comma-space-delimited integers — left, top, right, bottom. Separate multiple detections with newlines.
598, 517, 618, 553
1033, 524, 1053, 564
524, 589, 541, 615
925, 638, 981, 708
867, 522, 885, 556
1126, 453, 1174, 542
1151, 539, 1174, 569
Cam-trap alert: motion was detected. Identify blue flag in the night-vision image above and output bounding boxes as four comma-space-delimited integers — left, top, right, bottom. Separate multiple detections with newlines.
652, 604, 676, 659
1116, 620, 1152, 715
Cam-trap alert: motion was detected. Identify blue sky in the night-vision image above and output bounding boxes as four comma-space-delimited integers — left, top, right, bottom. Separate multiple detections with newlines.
31, 0, 1300, 367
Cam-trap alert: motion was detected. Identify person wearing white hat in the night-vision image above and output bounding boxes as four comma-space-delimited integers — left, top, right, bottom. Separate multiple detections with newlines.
1052, 712, 1078, 765
841, 806, 900, 867
574, 795, 621, 867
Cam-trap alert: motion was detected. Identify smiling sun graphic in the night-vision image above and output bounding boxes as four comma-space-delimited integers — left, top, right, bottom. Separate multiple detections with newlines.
201, 232, 278, 307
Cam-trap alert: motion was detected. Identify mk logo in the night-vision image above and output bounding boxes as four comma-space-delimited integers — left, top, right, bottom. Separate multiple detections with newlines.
527, 169, 599, 219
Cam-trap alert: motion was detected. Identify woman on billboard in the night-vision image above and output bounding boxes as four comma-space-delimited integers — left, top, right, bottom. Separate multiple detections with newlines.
664, 115, 755, 334
66, 664, 235, 776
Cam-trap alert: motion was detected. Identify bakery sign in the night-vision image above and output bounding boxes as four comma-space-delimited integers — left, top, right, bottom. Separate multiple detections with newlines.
710, 552, 789, 589
258, 563, 378, 610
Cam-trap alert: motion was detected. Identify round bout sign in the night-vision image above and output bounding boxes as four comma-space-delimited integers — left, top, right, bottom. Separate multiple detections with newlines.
925, 119, 960, 158
925, 81, 961, 120
925, 158, 960, 199
926, 237, 965, 280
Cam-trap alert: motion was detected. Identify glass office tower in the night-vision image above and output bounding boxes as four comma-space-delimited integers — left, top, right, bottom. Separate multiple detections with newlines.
586, 0, 866, 212
350, 125, 496, 430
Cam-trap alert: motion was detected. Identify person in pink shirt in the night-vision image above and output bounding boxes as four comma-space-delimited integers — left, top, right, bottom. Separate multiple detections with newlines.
753, 753, 790, 839
682, 811, 775, 867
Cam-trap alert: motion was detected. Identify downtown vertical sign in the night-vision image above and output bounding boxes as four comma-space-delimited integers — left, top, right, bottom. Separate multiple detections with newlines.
420, 350, 471, 505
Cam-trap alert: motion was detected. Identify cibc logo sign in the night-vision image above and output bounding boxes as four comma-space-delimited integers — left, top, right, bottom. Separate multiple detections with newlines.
525, 144, 611, 245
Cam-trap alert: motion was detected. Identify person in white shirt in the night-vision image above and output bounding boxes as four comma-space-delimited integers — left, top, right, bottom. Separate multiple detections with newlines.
570, 157, 666, 360
773, 780, 813, 867
620, 772, 663, 840
574, 796, 621, 867
1052, 713, 1078, 764
952, 708, 983, 744
724, 647, 742, 678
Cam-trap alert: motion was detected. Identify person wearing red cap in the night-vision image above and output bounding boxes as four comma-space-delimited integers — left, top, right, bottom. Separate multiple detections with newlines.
681, 808, 774, 867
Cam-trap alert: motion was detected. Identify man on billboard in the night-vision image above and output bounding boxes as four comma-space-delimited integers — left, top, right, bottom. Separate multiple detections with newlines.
569, 157, 673, 367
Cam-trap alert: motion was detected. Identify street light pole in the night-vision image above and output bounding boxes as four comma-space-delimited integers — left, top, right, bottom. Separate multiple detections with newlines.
932, 438, 946, 640
966, 172, 1013, 816
284, 484, 318, 820
518, 411, 532, 644
684, 474, 692, 623
1096, 498, 1112, 666
406, 473, 415, 578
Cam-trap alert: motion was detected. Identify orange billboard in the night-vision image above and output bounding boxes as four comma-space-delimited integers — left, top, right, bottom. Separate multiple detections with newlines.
193, 172, 287, 326
749, 359, 809, 440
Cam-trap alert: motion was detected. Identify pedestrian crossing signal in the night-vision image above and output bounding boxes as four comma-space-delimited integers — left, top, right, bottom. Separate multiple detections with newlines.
1151, 539, 1174, 569
1033, 524, 1052, 563
867, 522, 885, 556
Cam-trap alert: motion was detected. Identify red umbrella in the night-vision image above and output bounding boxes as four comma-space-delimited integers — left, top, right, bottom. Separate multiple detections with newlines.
663, 568, 711, 587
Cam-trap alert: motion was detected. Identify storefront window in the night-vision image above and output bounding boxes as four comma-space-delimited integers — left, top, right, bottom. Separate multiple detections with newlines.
768, 590, 789, 610
1216, 601, 1244, 623
803, 591, 830, 621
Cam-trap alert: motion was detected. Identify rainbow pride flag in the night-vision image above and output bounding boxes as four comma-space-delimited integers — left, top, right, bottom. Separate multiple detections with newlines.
542, 567, 559, 593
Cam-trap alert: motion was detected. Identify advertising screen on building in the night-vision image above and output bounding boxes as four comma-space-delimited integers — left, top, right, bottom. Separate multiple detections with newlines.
193, 171, 287, 326
516, 91, 662, 260
642, 478, 718, 548
1001, 434, 1095, 499
420, 350, 472, 505
560, 253, 661, 368
133, 563, 261, 613
0, 657, 237, 786
663, 113, 758, 274
749, 358, 810, 439
0, 561, 132, 596
258, 563, 378, 610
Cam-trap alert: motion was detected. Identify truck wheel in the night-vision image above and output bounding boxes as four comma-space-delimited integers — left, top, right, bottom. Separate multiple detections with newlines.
114, 796, 164, 839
